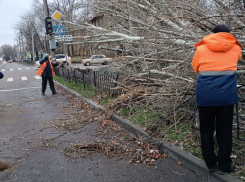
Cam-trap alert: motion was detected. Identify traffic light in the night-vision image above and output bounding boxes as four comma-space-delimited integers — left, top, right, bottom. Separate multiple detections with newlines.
45, 17, 53, 35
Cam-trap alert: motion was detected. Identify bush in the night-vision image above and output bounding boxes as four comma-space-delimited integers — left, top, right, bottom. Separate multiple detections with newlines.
71, 56, 82, 63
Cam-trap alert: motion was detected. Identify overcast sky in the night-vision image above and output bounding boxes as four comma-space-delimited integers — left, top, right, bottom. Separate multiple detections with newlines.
0, 0, 34, 47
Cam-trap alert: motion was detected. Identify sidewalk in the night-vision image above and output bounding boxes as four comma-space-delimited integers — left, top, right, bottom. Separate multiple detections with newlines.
54, 81, 242, 182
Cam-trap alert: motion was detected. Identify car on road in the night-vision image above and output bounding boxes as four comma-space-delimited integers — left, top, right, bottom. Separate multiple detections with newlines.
53, 54, 71, 66
35, 54, 71, 68
82, 55, 112, 66
35, 61, 40, 68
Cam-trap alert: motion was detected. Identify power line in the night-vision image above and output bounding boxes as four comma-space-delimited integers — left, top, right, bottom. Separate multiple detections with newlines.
0, 34, 15, 38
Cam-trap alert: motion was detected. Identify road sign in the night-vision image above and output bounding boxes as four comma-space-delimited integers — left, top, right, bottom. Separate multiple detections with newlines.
54, 25, 65, 35
55, 35, 73, 42
52, 10, 63, 20
49, 40, 56, 50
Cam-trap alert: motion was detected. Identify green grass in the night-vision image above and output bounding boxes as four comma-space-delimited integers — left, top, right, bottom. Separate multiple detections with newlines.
118, 107, 161, 128
99, 96, 114, 105
54, 76, 114, 106
54, 76, 97, 98
162, 122, 203, 159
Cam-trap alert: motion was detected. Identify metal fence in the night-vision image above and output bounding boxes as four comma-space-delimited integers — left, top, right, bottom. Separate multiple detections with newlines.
93, 68, 120, 92
54, 66, 120, 94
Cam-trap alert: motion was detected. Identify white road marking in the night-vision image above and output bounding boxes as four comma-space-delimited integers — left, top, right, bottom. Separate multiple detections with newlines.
1, 69, 5, 72
10, 69, 13, 71
18, 68, 22, 70
26, 67, 29, 69
21, 76, 27, 81
0, 87, 40, 93
7, 77, 13, 82
34, 76, 41, 79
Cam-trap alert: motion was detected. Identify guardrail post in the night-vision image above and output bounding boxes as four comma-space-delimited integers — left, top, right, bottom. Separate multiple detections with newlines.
74, 69, 77, 85
83, 70, 85, 90
94, 71, 96, 92
112, 73, 119, 97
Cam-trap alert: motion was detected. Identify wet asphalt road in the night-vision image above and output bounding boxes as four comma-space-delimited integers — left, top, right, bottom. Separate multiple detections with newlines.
0, 62, 208, 182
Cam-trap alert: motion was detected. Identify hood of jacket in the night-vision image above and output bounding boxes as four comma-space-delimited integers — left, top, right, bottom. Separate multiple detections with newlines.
195, 32, 242, 52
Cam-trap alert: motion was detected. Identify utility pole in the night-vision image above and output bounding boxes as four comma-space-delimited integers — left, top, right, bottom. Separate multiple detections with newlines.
43, 0, 55, 58
32, 29, 35, 62
43, 0, 49, 17
20, 28, 25, 61
19, 36, 22, 61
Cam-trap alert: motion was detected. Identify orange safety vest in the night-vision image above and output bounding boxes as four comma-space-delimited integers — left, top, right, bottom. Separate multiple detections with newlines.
37, 59, 55, 76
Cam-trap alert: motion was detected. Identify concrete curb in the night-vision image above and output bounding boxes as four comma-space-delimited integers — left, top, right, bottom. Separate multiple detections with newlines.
54, 81, 242, 182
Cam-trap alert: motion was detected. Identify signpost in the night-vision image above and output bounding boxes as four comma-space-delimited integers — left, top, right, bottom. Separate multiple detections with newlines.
54, 25, 65, 35
55, 35, 73, 42
51, 10, 63, 21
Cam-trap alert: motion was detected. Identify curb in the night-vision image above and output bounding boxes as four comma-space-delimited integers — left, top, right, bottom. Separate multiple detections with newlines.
54, 80, 242, 182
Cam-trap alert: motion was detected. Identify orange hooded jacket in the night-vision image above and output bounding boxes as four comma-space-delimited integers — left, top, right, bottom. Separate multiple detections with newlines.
192, 32, 242, 74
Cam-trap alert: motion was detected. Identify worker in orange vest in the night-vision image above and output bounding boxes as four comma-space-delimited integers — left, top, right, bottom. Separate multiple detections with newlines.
192, 24, 242, 174
37, 54, 58, 95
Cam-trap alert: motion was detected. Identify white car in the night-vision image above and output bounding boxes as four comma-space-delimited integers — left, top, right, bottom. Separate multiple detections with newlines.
35, 61, 40, 68
53, 54, 71, 66
35, 54, 71, 68
82, 55, 112, 66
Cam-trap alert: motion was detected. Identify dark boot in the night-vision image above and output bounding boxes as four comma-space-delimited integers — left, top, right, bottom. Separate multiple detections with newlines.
218, 165, 235, 175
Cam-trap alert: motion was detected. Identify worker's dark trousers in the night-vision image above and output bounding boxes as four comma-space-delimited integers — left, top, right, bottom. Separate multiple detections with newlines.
198, 105, 234, 171
41, 75, 56, 93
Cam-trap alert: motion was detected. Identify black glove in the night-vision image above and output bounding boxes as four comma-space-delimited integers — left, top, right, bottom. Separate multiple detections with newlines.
53, 62, 59, 67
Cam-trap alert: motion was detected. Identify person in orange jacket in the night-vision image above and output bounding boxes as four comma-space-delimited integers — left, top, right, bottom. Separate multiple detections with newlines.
37, 54, 58, 95
192, 24, 242, 175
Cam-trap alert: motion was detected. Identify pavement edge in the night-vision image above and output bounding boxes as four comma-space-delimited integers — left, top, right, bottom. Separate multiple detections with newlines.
54, 80, 242, 182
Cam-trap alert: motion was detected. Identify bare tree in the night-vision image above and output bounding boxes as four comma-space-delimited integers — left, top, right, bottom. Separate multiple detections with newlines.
1, 44, 14, 61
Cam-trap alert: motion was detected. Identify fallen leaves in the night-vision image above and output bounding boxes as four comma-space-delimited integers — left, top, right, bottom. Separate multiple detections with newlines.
63, 142, 126, 159
58, 88, 169, 166
177, 160, 182, 165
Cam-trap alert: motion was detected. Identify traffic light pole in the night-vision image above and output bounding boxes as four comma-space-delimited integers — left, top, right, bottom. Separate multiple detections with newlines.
43, 0, 55, 59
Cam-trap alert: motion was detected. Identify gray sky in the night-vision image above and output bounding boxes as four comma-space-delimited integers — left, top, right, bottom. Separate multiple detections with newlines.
0, 0, 34, 47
